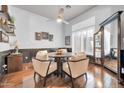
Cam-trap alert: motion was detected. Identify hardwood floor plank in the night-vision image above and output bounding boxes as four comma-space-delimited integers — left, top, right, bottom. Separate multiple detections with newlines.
0, 63, 124, 88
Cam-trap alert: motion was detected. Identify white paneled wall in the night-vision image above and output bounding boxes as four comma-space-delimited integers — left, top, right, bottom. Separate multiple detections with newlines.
72, 16, 95, 31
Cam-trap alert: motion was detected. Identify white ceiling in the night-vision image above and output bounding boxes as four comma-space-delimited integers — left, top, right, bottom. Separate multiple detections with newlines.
14, 5, 96, 21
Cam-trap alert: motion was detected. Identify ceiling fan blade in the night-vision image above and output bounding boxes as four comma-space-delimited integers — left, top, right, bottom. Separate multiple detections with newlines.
62, 20, 69, 24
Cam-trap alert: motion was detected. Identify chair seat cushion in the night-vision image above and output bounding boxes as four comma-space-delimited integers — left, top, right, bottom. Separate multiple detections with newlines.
32, 58, 57, 77
69, 53, 87, 62
63, 62, 86, 78
63, 53, 89, 78
36, 50, 49, 60
48, 62, 57, 75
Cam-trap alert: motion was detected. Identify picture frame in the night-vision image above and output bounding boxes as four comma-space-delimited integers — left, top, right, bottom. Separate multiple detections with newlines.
7, 24, 15, 34
65, 36, 70, 45
0, 31, 9, 43
35, 32, 42, 40
49, 34, 53, 41
42, 32, 49, 39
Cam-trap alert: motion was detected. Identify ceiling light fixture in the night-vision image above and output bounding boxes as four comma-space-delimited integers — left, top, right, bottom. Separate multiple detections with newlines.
57, 17, 62, 23
56, 6, 70, 24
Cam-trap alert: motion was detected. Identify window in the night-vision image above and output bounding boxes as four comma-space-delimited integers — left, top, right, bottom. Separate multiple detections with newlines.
72, 17, 95, 55
72, 26, 95, 55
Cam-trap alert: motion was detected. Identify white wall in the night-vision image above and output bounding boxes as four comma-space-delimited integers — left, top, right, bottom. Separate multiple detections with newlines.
64, 5, 124, 49
0, 6, 64, 52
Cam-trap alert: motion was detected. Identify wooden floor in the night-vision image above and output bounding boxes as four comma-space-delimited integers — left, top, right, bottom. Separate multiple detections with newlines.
104, 59, 117, 73
0, 63, 124, 88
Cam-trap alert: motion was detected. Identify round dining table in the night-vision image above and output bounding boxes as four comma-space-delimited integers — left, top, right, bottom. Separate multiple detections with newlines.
48, 52, 73, 77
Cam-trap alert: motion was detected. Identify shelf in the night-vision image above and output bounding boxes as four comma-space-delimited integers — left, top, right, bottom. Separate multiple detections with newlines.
0, 10, 11, 22
0, 24, 15, 35
0, 31, 9, 43
0, 20, 15, 35
0, 9, 15, 36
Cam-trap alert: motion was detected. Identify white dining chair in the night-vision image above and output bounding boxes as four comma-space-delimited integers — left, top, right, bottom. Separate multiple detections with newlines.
32, 50, 57, 87
63, 53, 89, 87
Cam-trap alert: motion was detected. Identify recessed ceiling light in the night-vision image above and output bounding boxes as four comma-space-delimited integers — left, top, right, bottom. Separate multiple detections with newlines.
66, 5, 71, 9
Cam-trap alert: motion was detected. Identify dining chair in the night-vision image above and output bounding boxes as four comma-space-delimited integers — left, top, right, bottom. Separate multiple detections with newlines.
32, 50, 57, 87
63, 53, 89, 87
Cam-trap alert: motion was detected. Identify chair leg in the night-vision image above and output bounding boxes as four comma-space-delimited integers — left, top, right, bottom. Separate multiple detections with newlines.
34, 72, 36, 79
61, 72, 63, 78
61, 62, 63, 78
62, 73, 65, 78
34, 72, 37, 85
85, 73, 87, 81
57, 70, 59, 77
71, 77, 74, 88
43, 77, 47, 87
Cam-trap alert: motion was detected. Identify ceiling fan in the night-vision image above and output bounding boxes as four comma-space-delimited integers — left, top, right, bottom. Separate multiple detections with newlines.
47, 5, 71, 24
56, 7, 69, 24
